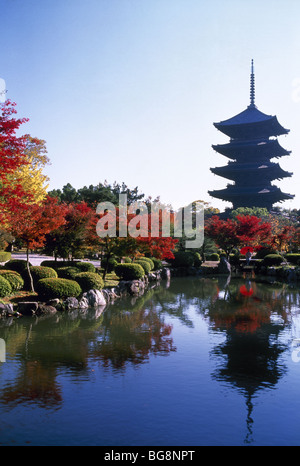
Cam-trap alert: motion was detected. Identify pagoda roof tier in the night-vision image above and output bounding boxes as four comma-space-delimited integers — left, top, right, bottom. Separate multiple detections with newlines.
212, 138, 291, 160
208, 185, 294, 204
210, 161, 292, 182
214, 105, 289, 140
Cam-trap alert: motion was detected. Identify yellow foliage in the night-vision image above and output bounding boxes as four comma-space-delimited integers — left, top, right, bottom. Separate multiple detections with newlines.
8, 136, 50, 205
16, 155, 49, 204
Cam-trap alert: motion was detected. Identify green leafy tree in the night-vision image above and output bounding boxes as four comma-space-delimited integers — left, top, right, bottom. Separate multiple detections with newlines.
49, 180, 145, 207
231, 207, 269, 220
43, 201, 94, 260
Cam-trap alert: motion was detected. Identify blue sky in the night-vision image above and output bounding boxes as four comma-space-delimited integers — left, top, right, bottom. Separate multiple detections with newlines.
1, 0, 300, 211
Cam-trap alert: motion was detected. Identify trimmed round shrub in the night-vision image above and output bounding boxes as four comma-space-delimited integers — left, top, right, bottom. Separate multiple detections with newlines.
193, 252, 202, 267
40, 260, 68, 268
255, 247, 277, 259
134, 260, 152, 274
30, 266, 57, 281
115, 263, 145, 280
5, 259, 32, 273
21, 265, 58, 290
285, 254, 300, 265
263, 254, 283, 266
0, 275, 12, 297
207, 253, 220, 261
150, 257, 162, 270
40, 260, 95, 272
56, 267, 80, 279
122, 257, 132, 263
36, 278, 82, 300
0, 270, 24, 292
170, 251, 196, 267
40, 260, 62, 269
72, 261, 96, 273
101, 257, 118, 272
0, 251, 11, 263
139, 257, 154, 270
74, 272, 104, 292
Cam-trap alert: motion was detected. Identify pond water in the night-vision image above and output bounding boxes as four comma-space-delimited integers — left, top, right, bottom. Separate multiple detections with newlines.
1, 275, 300, 446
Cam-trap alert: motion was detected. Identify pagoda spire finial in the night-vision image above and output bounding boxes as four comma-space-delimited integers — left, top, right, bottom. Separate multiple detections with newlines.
249, 59, 255, 107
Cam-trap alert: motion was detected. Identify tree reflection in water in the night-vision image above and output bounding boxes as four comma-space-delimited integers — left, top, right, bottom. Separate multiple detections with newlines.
0, 290, 176, 408
91, 305, 176, 371
0, 274, 299, 446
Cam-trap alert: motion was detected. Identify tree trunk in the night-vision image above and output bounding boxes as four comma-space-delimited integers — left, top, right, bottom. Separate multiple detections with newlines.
102, 252, 111, 280
26, 247, 35, 293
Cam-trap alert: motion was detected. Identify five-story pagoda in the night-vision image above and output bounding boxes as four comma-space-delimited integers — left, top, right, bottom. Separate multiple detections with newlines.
209, 60, 294, 210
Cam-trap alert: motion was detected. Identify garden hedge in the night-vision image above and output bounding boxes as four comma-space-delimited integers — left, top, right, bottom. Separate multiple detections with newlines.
115, 263, 145, 280
262, 254, 283, 266
4, 259, 32, 273
138, 257, 154, 270
56, 267, 80, 279
40, 260, 95, 272
40, 260, 64, 269
0, 270, 24, 292
0, 251, 11, 263
36, 278, 82, 300
285, 254, 300, 265
169, 251, 202, 267
134, 260, 152, 274
74, 272, 104, 292
206, 253, 220, 261
72, 262, 96, 273
30, 266, 58, 281
20, 266, 58, 290
255, 247, 277, 259
122, 257, 132, 263
193, 252, 202, 266
0, 275, 12, 297
101, 257, 118, 272
150, 257, 162, 270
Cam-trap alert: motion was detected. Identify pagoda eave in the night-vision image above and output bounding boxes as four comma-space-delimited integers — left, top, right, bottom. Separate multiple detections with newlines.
208, 187, 294, 204
212, 139, 291, 160
214, 117, 289, 140
210, 163, 292, 181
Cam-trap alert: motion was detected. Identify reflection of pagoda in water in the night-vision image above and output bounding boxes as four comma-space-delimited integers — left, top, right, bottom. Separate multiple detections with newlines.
209, 60, 294, 210
208, 278, 289, 444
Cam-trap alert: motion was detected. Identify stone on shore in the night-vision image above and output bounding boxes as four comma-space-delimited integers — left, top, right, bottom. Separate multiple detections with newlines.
79, 289, 106, 308
63, 297, 79, 310
116, 279, 145, 296
17, 301, 39, 316
0, 302, 15, 317
36, 304, 57, 315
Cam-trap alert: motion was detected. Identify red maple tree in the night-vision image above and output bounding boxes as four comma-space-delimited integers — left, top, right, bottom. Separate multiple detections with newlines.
43, 201, 96, 260
0, 100, 34, 222
205, 215, 272, 257
8, 196, 67, 291
270, 225, 296, 252
91, 206, 178, 277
